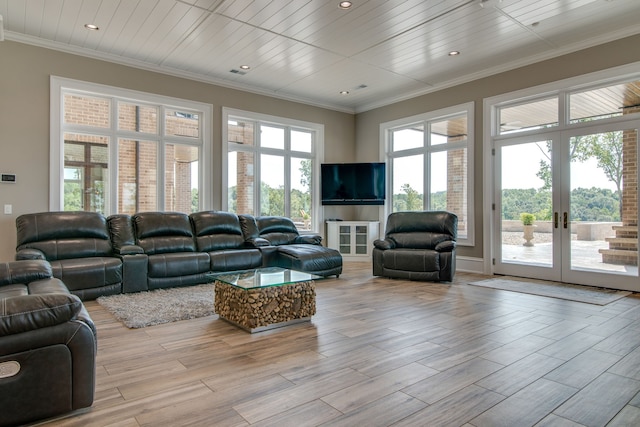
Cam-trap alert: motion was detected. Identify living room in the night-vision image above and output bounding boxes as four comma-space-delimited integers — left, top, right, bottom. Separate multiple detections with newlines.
2, 1, 640, 425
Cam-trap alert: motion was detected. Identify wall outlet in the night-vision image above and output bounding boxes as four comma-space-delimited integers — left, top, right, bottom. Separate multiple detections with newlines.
4, 204, 12, 214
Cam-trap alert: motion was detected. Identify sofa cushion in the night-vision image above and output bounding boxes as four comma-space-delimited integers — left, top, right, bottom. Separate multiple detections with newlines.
389, 232, 453, 250
16, 212, 113, 259
209, 249, 262, 271
255, 216, 299, 245
0, 260, 52, 286
0, 293, 82, 336
276, 244, 343, 275
190, 211, 246, 252
133, 212, 196, 254
381, 248, 440, 272
147, 252, 210, 278
50, 257, 122, 291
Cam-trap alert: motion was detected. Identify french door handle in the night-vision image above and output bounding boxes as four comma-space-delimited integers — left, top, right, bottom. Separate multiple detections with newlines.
554, 212, 558, 229
563, 212, 568, 229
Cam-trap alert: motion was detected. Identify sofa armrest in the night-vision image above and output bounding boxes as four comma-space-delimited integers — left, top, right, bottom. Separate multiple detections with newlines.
373, 238, 395, 250
435, 240, 456, 252
15, 248, 46, 261
0, 293, 83, 336
245, 237, 270, 247
294, 235, 322, 245
0, 260, 52, 286
114, 244, 144, 255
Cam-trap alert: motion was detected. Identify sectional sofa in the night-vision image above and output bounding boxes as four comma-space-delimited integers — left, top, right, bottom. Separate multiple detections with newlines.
15, 211, 343, 300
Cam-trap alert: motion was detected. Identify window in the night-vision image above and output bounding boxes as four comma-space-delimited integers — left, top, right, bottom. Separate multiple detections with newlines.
223, 108, 323, 232
51, 77, 211, 215
382, 103, 474, 244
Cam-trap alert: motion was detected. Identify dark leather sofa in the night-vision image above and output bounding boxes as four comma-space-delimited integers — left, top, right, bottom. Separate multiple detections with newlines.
15, 210, 342, 299
372, 211, 457, 281
0, 260, 96, 427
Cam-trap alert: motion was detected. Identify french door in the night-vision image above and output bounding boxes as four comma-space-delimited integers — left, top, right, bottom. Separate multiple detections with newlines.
493, 122, 640, 292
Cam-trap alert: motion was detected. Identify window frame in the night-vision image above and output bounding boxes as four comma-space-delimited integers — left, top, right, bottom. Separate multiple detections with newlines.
50, 76, 212, 214
381, 102, 475, 246
222, 107, 324, 233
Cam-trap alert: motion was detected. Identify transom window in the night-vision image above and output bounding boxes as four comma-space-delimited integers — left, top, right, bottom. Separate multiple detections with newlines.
382, 103, 474, 245
51, 77, 211, 215
223, 108, 323, 232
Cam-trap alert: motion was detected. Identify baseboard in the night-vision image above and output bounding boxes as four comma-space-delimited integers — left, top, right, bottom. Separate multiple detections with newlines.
456, 256, 484, 274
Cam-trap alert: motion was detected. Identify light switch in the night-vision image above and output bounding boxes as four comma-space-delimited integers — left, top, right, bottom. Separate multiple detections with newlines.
4, 204, 12, 214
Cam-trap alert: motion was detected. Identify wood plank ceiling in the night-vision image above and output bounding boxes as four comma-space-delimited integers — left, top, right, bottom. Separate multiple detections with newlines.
1, 0, 640, 113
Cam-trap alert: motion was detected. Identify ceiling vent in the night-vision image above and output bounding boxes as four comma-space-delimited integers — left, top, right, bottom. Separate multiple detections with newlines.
230, 69, 247, 75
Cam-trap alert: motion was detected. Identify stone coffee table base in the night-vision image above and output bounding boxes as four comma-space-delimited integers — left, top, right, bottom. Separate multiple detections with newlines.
214, 280, 316, 333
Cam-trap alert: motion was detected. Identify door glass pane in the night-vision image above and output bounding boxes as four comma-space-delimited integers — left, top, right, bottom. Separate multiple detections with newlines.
118, 139, 157, 214
63, 135, 109, 214
569, 130, 637, 275
392, 155, 423, 211
228, 150, 255, 215
165, 144, 199, 213
391, 125, 423, 151
118, 102, 158, 133
499, 97, 558, 134
501, 141, 553, 267
292, 157, 312, 230
260, 154, 284, 216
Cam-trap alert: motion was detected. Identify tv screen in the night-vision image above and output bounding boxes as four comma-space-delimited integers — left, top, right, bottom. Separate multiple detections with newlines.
321, 162, 386, 205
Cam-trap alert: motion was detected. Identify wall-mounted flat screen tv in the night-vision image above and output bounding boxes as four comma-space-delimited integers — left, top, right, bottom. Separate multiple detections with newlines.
321, 162, 386, 205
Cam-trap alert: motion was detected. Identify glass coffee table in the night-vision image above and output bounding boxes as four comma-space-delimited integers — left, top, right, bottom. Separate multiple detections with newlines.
208, 267, 321, 333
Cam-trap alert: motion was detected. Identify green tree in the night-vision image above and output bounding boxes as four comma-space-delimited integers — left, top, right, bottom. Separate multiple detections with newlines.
191, 188, 199, 213
393, 183, 423, 211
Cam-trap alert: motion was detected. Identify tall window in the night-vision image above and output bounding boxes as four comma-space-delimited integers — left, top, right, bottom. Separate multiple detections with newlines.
223, 108, 323, 232
51, 77, 211, 215
382, 103, 474, 244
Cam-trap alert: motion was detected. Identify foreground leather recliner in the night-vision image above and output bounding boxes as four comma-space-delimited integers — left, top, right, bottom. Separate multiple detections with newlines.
372, 211, 457, 281
0, 259, 96, 426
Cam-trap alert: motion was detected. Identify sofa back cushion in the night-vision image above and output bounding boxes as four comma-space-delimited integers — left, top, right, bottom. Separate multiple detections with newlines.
16, 212, 113, 260
385, 211, 457, 249
190, 211, 246, 252
255, 216, 299, 246
133, 212, 196, 255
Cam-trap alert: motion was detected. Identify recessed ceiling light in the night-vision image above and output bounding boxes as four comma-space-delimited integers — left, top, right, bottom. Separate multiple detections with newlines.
239, 65, 250, 70
340, 90, 350, 95
449, 51, 460, 56
84, 24, 99, 30
339, 1, 352, 10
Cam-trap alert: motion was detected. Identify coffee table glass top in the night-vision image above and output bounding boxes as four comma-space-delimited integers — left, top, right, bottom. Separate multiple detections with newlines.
207, 267, 322, 290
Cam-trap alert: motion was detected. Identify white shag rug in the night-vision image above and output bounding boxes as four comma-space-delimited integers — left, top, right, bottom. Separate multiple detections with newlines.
96, 284, 215, 328
468, 277, 631, 305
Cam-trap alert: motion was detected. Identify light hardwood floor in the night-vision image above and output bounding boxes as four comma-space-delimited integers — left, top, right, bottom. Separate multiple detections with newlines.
35, 263, 640, 427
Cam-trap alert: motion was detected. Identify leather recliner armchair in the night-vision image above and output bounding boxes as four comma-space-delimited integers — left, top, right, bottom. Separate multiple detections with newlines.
0, 259, 96, 426
372, 211, 457, 281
